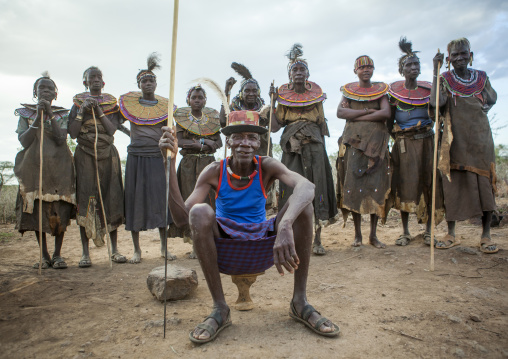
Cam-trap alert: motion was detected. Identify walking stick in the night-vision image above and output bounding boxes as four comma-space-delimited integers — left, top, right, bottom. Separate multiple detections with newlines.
38, 110, 44, 276
266, 80, 275, 156
224, 93, 231, 159
430, 49, 441, 272
91, 108, 113, 269
164, 0, 180, 340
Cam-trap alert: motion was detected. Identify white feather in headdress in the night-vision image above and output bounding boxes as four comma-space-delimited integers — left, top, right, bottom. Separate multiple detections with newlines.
191, 77, 230, 118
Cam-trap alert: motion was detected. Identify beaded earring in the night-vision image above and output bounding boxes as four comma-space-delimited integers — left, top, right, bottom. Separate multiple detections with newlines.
469, 53, 473, 66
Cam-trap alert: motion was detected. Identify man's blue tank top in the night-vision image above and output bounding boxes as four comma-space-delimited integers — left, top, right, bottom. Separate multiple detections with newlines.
215, 156, 267, 224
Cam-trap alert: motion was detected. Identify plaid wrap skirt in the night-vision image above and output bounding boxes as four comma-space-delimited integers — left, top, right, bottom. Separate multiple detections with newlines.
215, 216, 277, 275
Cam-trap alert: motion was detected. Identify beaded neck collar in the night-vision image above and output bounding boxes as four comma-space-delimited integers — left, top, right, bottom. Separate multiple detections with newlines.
226, 156, 258, 181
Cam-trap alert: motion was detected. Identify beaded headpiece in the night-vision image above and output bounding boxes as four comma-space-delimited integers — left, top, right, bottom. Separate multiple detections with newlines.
354, 55, 374, 72
186, 84, 207, 105
398, 37, 420, 75
82, 66, 103, 90
286, 43, 310, 79
33, 71, 58, 99
231, 62, 261, 95
222, 110, 267, 136
136, 52, 161, 83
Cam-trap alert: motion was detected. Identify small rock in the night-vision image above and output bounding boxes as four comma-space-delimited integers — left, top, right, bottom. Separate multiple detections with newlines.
61, 341, 71, 347
145, 319, 165, 329
147, 265, 198, 301
134, 303, 140, 307
168, 317, 181, 325
448, 315, 462, 323
382, 293, 386, 297
451, 258, 458, 264
454, 348, 465, 357
352, 247, 361, 252
202, 348, 207, 352
100, 336, 110, 343
470, 314, 481, 322
78, 349, 85, 353
406, 261, 415, 265
475, 344, 488, 353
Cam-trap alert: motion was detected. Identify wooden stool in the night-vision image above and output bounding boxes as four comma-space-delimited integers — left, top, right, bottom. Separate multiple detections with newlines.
230, 272, 264, 311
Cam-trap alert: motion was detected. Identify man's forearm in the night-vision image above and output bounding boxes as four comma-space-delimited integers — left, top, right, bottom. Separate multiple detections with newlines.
278, 180, 315, 228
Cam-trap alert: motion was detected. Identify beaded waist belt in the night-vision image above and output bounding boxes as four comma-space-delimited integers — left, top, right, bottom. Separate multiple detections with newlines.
395, 128, 434, 140
185, 153, 215, 157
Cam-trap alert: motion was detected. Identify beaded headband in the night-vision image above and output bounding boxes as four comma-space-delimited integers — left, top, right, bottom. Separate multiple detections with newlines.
288, 60, 309, 79
240, 78, 261, 91
137, 70, 156, 83
186, 84, 207, 105
354, 56, 374, 71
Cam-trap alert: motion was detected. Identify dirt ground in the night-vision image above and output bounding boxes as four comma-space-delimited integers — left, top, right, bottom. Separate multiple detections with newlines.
0, 201, 507, 359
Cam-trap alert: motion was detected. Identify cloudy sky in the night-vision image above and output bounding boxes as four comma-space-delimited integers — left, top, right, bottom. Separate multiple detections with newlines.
1, 0, 507, 164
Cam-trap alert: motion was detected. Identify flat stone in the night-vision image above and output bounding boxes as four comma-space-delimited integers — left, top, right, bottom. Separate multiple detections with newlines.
454, 348, 465, 357
470, 314, 481, 322
448, 315, 462, 323
147, 265, 198, 301
451, 258, 458, 264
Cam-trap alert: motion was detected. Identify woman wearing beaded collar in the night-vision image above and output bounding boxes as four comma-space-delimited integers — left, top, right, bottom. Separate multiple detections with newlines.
269, 43, 337, 256
68, 66, 126, 267
336, 55, 391, 249
388, 37, 444, 247
119, 53, 177, 263
431, 38, 498, 253
14, 73, 76, 269
170, 84, 222, 258
220, 62, 271, 158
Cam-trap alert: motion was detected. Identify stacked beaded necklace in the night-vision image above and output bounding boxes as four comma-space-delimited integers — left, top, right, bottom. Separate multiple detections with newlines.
226, 156, 258, 181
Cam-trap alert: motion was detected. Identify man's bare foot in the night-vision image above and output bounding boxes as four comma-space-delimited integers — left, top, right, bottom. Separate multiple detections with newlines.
352, 236, 362, 247
129, 251, 141, 264
188, 251, 197, 259
190, 306, 231, 342
290, 300, 339, 336
369, 236, 386, 249
161, 251, 177, 261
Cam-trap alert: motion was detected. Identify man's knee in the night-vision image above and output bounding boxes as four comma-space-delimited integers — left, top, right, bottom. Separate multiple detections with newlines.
189, 203, 215, 229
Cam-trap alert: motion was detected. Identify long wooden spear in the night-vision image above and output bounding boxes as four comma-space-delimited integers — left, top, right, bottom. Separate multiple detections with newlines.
164, 0, 180, 340
224, 92, 231, 159
92, 108, 113, 269
266, 80, 275, 156
38, 110, 44, 276
430, 49, 441, 272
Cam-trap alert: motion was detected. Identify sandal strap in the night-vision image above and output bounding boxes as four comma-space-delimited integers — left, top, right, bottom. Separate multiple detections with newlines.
314, 317, 330, 331
205, 308, 224, 327
301, 304, 320, 322
195, 323, 216, 337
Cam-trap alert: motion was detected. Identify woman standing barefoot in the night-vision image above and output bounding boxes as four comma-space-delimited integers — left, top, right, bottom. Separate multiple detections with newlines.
337, 56, 391, 249
120, 53, 177, 263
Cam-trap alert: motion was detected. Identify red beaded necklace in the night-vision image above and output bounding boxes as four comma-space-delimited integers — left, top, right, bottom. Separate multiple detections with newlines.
226, 156, 258, 181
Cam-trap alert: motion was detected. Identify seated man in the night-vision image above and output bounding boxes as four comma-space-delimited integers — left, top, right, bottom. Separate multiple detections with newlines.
160, 110, 340, 343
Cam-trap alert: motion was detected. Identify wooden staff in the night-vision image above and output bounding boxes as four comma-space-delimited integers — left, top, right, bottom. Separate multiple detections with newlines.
38, 110, 44, 275
91, 108, 113, 269
164, 0, 180, 340
266, 80, 275, 156
430, 49, 441, 272
224, 92, 231, 159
